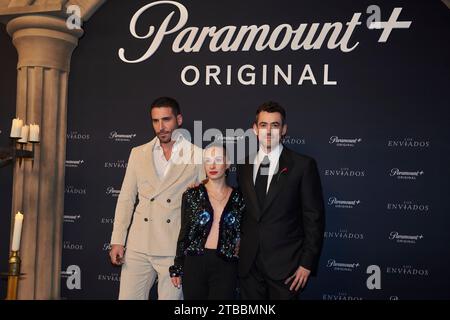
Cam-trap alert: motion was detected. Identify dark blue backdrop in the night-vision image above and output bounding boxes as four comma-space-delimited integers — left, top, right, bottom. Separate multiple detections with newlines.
1, 0, 450, 300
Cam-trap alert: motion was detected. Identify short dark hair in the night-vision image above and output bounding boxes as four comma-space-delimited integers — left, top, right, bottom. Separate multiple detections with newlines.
150, 97, 181, 116
255, 101, 286, 125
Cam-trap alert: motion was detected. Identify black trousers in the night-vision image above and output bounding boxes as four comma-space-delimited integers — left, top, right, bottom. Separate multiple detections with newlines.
239, 250, 299, 300
183, 249, 238, 300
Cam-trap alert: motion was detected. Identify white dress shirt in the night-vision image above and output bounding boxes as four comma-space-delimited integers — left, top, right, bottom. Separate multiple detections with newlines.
253, 143, 284, 193
153, 133, 185, 179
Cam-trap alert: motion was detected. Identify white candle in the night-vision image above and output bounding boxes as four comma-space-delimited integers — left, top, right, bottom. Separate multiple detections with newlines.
11, 212, 24, 252
10, 118, 23, 138
29, 124, 40, 142
18, 125, 29, 143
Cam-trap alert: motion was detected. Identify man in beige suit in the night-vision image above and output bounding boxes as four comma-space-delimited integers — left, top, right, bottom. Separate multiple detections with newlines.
109, 97, 205, 300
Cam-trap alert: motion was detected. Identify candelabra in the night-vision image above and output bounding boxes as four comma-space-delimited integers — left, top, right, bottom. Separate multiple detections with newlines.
2, 251, 22, 300
0, 138, 37, 168
1, 119, 39, 300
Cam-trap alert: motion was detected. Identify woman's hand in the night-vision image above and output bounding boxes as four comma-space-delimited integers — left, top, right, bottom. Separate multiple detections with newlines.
171, 276, 182, 289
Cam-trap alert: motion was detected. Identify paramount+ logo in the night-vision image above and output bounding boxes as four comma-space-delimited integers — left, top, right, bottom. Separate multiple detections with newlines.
389, 168, 424, 180
388, 231, 424, 244
109, 131, 137, 142
329, 136, 362, 147
328, 197, 361, 209
326, 259, 360, 272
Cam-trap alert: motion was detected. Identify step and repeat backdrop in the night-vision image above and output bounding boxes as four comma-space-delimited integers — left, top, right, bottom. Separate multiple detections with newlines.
56, 0, 449, 299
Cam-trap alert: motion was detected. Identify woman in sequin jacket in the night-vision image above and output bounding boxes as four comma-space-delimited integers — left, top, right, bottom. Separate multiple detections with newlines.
169, 143, 245, 299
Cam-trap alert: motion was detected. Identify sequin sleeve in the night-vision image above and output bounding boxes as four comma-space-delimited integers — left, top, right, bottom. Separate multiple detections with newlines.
235, 190, 245, 255
236, 190, 246, 232
169, 190, 191, 277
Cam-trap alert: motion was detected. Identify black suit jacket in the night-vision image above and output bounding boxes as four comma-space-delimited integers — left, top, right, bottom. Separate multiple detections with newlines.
237, 146, 325, 280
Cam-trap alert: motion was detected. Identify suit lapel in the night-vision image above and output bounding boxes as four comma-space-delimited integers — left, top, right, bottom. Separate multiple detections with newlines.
153, 141, 190, 197
262, 147, 292, 213
142, 137, 162, 189
242, 154, 262, 220
141, 137, 190, 198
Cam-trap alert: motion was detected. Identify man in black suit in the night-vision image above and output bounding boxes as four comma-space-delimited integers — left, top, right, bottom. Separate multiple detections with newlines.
237, 101, 325, 300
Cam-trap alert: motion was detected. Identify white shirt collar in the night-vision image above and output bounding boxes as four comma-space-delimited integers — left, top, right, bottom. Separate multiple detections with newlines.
256, 142, 283, 164
154, 131, 184, 151
253, 143, 284, 189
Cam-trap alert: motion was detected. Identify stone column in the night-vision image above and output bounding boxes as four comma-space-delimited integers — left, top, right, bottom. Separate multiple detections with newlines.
1, 0, 105, 300
0, 0, 106, 300
4, 14, 83, 300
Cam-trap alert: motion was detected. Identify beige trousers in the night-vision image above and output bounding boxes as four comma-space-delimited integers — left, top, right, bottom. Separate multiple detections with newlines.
118, 248, 183, 300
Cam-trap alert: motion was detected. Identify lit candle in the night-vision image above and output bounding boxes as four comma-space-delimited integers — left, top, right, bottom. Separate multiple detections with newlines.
11, 212, 24, 252
10, 118, 23, 138
29, 124, 40, 142
18, 125, 29, 143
